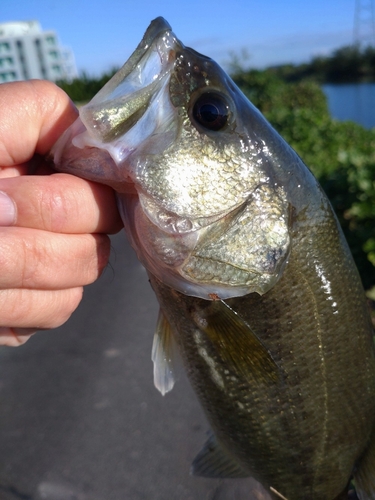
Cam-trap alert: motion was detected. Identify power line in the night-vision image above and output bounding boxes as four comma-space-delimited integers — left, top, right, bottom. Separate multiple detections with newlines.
354, 0, 375, 46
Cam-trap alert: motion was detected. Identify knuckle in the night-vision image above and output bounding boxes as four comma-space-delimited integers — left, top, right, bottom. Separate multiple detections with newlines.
0, 228, 66, 289
0, 228, 55, 289
38, 176, 76, 233
0, 229, 110, 290
17, 231, 55, 289
18, 235, 44, 287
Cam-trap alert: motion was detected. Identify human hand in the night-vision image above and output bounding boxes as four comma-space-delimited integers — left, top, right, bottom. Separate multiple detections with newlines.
0, 80, 122, 346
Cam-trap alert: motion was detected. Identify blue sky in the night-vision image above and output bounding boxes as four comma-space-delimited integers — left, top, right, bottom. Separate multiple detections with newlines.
2, 0, 358, 76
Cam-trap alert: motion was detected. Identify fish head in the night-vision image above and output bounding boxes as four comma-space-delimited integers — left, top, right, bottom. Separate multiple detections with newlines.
53, 17, 291, 300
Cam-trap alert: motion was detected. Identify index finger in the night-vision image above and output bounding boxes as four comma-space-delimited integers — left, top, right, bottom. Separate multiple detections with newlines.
0, 80, 78, 173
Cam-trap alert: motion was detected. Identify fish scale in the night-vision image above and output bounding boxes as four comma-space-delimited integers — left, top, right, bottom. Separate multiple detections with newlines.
52, 17, 375, 500
148, 203, 374, 498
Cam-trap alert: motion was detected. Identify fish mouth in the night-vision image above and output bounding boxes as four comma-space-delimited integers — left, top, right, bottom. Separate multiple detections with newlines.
77, 17, 176, 145
52, 17, 179, 185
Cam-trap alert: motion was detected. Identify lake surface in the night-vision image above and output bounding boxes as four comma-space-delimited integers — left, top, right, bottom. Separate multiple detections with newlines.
323, 83, 375, 129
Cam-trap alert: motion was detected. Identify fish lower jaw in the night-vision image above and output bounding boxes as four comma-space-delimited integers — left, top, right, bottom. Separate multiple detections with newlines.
144, 249, 270, 300
149, 265, 258, 300
135, 209, 281, 299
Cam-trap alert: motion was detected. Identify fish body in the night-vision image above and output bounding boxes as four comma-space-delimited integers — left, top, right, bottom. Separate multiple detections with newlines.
53, 18, 375, 499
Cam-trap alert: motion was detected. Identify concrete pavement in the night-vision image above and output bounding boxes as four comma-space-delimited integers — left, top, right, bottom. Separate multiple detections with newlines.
0, 232, 269, 500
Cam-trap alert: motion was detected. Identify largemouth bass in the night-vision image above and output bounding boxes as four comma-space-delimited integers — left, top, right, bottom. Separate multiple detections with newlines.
52, 17, 375, 500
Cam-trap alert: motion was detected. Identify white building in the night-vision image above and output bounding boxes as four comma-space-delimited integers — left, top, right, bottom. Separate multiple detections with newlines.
0, 20, 77, 83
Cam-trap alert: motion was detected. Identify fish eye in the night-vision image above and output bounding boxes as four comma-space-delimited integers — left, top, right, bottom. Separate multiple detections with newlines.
192, 92, 229, 131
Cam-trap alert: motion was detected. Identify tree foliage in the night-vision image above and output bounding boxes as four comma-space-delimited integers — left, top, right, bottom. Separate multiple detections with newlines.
56, 68, 119, 103
268, 45, 375, 83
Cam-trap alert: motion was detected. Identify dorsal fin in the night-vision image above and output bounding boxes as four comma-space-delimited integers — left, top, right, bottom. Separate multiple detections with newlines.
151, 309, 178, 396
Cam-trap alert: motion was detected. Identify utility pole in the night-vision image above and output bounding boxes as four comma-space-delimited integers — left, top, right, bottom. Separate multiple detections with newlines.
354, 0, 375, 46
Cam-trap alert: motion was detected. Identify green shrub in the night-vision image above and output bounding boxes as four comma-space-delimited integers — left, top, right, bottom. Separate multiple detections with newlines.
233, 71, 375, 290
56, 68, 119, 104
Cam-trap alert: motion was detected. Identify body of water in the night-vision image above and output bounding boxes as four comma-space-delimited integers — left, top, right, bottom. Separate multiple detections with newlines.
323, 83, 375, 129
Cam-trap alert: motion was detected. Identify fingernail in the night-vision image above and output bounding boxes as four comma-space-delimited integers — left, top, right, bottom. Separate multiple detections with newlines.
0, 191, 16, 226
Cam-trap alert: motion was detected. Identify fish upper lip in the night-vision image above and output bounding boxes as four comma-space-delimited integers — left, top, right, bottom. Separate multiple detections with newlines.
79, 30, 177, 144
89, 17, 173, 105
67, 19, 180, 171
138, 17, 173, 50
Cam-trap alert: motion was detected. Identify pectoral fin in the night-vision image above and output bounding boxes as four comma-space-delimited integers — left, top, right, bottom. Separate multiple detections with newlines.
151, 309, 178, 396
190, 300, 279, 384
353, 428, 375, 499
191, 433, 248, 478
